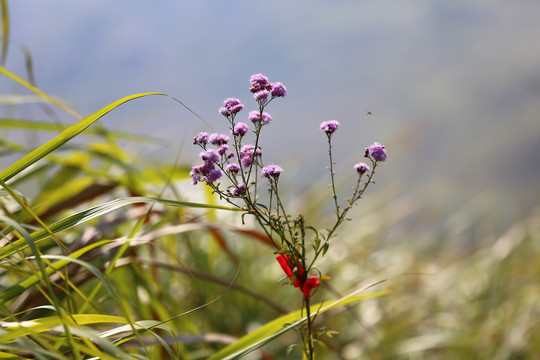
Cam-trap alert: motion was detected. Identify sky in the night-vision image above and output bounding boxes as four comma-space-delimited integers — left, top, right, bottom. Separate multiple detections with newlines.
4, 0, 540, 235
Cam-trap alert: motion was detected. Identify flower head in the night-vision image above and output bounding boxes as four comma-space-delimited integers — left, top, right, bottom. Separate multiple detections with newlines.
249, 111, 272, 125
190, 162, 223, 184
193, 132, 209, 145
254, 90, 270, 105
276, 254, 319, 297
367, 142, 387, 162
209, 133, 230, 145
354, 162, 370, 174
240, 144, 261, 167
320, 120, 340, 134
271, 82, 287, 97
206, 167, 223, 182
261, 164, 283, 179
231, 183, 246, 196
250, 73, 272, 93
217, 144, 229, 155
226, 163, 241, 173
200, 149, 220, 164
219, 98, 244, 117
232, 122, 249, 137
302, 277, 320, 297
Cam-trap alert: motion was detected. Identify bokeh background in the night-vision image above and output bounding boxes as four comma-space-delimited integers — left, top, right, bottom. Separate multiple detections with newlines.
8, 0, 540, 233
3, 1, 540, 358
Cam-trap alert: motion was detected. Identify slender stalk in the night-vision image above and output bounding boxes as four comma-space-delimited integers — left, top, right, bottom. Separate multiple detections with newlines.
304, 295, 314, 360
326, 134, 340, 220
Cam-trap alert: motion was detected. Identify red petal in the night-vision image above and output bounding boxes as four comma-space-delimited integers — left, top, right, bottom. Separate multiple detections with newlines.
276, 254, 293, 279
302, 276, 320, 297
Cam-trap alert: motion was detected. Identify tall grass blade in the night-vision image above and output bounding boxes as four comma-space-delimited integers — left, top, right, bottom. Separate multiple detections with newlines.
0, 92, 166, 182
208, 289, 392, 360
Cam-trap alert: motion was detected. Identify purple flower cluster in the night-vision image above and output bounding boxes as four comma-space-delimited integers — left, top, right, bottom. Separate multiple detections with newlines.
219, 98, 244, 117
232, 122, 249, 137
209, 133, 230, 145
192, 74, 287, 189
193, 132, 209, 145
250, 74, 273, 94
261, 164, 283, 179
191, 133, 233, 184
231, 183, 246, 196
365, 142, 387, 162
190, 162, 223, 185
320, 120, 340, 135
250, 74, 287, 106
240, 144, 261, 167
249, 111, 272, 125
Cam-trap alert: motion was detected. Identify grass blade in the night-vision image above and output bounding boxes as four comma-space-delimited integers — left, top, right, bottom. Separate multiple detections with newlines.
0, 92, 166, 182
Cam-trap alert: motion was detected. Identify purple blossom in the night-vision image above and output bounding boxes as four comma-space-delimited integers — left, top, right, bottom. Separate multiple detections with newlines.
209, 133, 230, 145
191, 163, 222, 184
354, 162, 370, 174
240, 144, 261, 167
248, 111, 272, 125
231, 183, 246, 196
219, 98, 244, 116
271, 82, 287, 97
217, 144, 229, 155
206, 167, 223, 182
193, 132, 209, 145
254, 90, 270, 105
367, 142, 387, 162
320, 120, 340, 134
190, 172, 201, 185
250, 73, 272, 93
232, 122, 249, 137
200, 149, 220, 164
261, 164, 283, 179
226, 163, 241, 173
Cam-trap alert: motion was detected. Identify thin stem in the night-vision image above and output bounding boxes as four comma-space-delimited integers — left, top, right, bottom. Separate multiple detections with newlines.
304, 295, 314, 360
326, 134, 340, 220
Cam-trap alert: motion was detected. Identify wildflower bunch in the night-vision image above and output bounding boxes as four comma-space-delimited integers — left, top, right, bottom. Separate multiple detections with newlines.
191, 74, 386, 359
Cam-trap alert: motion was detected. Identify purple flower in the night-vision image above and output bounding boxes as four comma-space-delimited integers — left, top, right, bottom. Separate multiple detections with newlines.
217, 144, 229, 155
271, 82, 287, 97
248, 111, 272, 125
320, 120, 340, 134
254, 90, 270, 105
354, 162, 370, 174
250, 73, 272, 93
191, 162, 222, 184
226, 163, 241, 173
206, 167, 223, 182
231, 183, 246, 196
193, 132, 209, 145
232, 122, 249, 137
240, 144, 261, 167
200, 149, 220, 164
367, 142, 387, 162
219, 98, 244, 116
209, 133, 230, 145
261, 164, 283, 178
190, 172, 201, 185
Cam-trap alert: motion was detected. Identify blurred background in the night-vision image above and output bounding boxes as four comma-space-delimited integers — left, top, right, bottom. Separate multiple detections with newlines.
2, 1, 540, 358
6, 0, 540, 233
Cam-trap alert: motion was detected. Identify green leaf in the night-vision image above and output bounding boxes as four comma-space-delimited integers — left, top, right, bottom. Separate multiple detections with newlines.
0, 314, 128, 343
0, 196, 242, 260
208, 289, 392, 360
0, 92, 166, 182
